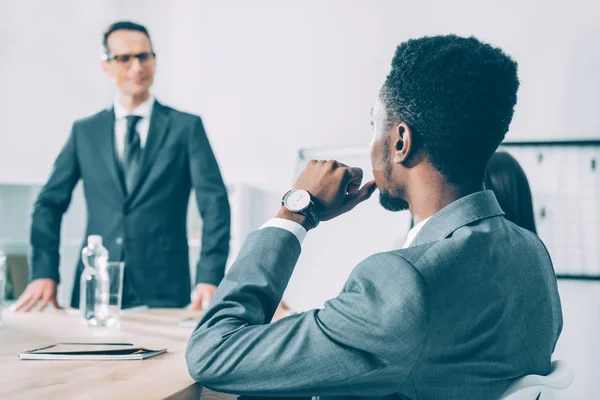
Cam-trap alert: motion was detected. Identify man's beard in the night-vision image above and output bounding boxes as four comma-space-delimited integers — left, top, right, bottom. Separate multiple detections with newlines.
379, 138, 410, 212
379, 190, 409, 211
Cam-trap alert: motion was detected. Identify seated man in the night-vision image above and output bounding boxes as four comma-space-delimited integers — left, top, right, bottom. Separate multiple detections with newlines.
186, 35, 563, 399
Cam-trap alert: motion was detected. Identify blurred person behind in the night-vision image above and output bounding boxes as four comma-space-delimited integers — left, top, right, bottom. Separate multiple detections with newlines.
485, 151, 537, 233
13, 21, 230, 312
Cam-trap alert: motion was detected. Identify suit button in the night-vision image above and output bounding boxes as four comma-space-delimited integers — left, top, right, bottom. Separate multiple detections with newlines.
116, 237, 123, 245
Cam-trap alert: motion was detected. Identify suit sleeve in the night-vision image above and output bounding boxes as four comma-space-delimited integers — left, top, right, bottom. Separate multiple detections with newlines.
29, 124, 81, 283
188, 116, 231, 286
185, 227, 429, 397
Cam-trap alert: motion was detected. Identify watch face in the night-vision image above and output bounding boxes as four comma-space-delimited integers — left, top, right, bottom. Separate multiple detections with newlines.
284, 189, 311, 212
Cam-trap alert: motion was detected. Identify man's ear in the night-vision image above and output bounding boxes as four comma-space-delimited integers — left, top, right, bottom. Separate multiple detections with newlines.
393, 122, 412, 164
101, 61, 112, 78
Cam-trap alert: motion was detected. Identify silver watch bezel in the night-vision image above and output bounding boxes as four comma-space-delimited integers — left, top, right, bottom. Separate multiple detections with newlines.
282, 189, 312, 212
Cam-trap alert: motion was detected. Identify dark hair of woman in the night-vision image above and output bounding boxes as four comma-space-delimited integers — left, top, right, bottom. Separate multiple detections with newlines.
484, 151, 537, 234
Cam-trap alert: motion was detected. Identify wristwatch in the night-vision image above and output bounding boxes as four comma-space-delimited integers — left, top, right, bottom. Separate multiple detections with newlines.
281, 189, 320, 229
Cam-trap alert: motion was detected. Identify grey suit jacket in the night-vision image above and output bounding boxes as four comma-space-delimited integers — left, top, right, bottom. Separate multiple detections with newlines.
30, 100, 230, 308
186, 191, 563, 399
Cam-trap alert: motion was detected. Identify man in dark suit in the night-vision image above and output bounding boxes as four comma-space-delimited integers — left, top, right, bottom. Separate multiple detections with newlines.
14, 21, 230, 311
186, 35, 562, 398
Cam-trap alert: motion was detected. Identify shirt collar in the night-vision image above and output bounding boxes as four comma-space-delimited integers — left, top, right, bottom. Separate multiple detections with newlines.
113, 94, 155, 120
403, 216, 433, 249
410, 190, 504, 248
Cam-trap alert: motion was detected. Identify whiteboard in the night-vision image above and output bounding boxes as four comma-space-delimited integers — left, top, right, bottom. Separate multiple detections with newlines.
500, 141, 600, 277
284, 141, 599, 311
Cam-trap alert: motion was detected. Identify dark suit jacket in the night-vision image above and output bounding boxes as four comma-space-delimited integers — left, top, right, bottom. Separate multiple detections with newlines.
186, 191, 562, 399
30, 100, 231, 308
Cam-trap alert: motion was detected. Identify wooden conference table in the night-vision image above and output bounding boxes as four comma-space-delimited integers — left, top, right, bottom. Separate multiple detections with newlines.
0, 308, 238, 400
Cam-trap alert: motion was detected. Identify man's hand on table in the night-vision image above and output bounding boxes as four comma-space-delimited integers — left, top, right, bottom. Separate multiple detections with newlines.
190, 283, 217, 311
11, 278, 61, 312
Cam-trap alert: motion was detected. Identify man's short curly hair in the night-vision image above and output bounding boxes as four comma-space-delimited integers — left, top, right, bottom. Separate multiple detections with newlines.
381, 35, 519, 184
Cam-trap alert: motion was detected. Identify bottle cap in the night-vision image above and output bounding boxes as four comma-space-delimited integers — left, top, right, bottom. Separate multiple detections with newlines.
88, 235, 103, 246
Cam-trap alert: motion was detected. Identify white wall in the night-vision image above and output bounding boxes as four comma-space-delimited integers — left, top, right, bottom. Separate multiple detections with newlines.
1, 0, 599, 188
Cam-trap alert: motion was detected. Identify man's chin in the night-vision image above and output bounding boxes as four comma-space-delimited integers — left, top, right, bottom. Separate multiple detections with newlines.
123, 85, 151, 97
379, 191, 409, 212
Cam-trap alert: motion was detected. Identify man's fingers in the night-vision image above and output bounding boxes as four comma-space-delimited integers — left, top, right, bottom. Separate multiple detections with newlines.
37, 294, 51, 312
358, 180, 377, 201
12, 292, 33, 312
51, 297, 62, 309
345, 167, 363, 182
22, 295, 42, 312
201, 292, 213, 310
190, 300, 202, 311
342, 167, 364, 193
21, 292, 43, 312
345, 180, 377, 208
38, 289, 59, 311
190, 290, 204, 310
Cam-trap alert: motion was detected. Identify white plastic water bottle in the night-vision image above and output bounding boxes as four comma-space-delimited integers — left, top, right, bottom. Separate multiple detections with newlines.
80, 235, 108, 326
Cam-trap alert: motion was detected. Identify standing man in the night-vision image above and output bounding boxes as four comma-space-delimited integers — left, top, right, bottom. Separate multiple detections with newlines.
14, 21, 230, 311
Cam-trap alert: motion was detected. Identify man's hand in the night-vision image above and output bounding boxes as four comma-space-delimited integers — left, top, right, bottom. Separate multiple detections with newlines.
12, 278, 60, 312
286, 160, 377, 225
190, 283, 218, 310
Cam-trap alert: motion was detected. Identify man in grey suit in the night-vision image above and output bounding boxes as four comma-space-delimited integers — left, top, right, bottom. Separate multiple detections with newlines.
14, 21, 230, 311
186, 35, 562, 399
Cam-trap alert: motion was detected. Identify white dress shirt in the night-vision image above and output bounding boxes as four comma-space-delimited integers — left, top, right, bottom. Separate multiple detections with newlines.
261, 218, 308, 244
402, 216, 432, 248
260, 215, 432, 249
113, 94, 155, 162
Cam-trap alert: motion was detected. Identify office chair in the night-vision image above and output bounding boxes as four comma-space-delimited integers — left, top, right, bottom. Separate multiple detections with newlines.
499, 360, 574, 399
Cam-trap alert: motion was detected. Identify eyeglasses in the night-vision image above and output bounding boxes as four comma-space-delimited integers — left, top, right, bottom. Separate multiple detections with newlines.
102, 52, 156, 67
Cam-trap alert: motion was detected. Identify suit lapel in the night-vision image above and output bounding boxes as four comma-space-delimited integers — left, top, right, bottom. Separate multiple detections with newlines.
410, 190, 505, 247
95, 108, 126, 200
126, 100, 171, 202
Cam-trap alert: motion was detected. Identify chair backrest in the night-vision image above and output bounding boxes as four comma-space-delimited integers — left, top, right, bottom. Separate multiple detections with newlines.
6, 254, 29, 298
499, 361, 574, 399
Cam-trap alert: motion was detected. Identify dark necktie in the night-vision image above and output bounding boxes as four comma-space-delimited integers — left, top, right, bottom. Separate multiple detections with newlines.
123, 115, 143, 194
